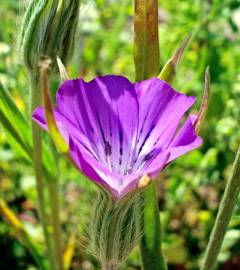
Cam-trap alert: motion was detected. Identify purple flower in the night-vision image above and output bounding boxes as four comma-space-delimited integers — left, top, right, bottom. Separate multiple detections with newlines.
33, 75, 202, 199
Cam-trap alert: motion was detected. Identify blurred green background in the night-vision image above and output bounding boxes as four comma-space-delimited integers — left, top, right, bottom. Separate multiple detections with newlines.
1, 0, 240, 269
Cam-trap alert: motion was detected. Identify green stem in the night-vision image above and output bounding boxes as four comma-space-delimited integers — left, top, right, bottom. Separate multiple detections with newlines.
49, 179, 63, 270
38, 61, 63, 270
201, 148, 240, 270
134, 1, 166, 269
140, 183, 167, 270
31, 77, 55, 270
134, 0, 160, 81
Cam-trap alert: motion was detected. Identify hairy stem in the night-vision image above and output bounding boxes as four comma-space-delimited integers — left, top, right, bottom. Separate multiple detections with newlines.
31, 77, 55, 270
201, 148, 240, 270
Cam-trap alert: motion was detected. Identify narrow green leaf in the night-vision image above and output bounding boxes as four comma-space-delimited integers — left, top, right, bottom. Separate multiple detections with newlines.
134, 0, 160, 81
0, 82, 32, 157
0, 83, 28, 126
0, 81, 55, 174
0, 109, 32, 162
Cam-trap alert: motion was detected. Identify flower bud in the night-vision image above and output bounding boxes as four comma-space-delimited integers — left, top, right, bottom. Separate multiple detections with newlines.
158, 33, 192, 83
88, 191, 142, 270
19, 0, 80, 75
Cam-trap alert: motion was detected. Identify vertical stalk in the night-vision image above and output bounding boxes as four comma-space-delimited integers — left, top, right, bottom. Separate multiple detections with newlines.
140, 183, 167, 270
134, 1, 167, 269
134, 0, 160, 81
49, 178, 63, 270
38, 60, 63, 270
201, 148, 240, 270
30, 77, 55, 270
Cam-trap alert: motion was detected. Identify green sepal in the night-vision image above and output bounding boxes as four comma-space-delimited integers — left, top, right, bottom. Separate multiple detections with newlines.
88, 191, 142, 269
19, 0, 80, 76
158, 33, 192, 84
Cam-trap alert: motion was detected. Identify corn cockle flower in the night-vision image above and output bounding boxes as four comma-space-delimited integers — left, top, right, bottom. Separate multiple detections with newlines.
33, 75, 202, 199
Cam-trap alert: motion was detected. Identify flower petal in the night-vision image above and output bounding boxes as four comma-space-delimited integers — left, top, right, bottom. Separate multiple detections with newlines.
56, 75, 139, 175
133, 78, 196, 169
32, 107, 48, 130
32, 107, 96, 156
119, 150, 170, 197
69, 136, 133, 199
167, 114, 203, 162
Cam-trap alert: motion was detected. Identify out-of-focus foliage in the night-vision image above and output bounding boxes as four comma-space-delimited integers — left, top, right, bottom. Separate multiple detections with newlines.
1, 0, 240, 269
